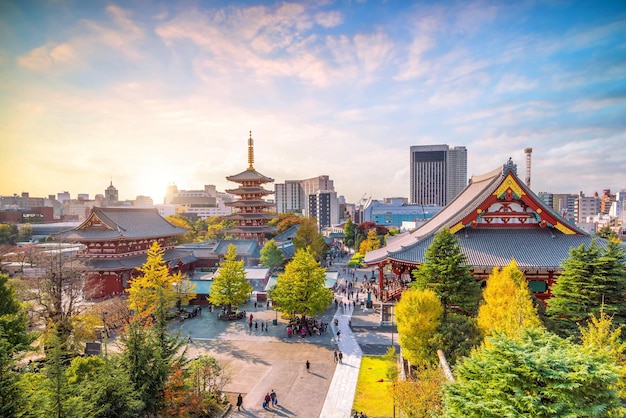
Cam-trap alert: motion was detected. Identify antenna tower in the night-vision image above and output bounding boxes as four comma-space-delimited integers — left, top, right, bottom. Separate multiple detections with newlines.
524, 147, 533, 188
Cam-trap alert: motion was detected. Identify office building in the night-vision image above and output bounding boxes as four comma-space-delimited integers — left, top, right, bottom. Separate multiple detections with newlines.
409, 145, 467, 206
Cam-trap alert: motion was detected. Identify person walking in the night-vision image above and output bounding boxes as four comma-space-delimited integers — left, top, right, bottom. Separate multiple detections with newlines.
263, 393, 271, 409
270, 389, 278, 406
338, 351, 343, 364
333, 349, 338, 363
236, 393, 243, 411
306, 360, 310, 372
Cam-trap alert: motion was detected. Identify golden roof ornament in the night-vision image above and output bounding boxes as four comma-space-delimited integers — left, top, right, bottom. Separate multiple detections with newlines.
248, 130, 254, 170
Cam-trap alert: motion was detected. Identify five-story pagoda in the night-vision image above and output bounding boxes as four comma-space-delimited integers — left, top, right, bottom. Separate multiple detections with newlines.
224, 132, 277, 242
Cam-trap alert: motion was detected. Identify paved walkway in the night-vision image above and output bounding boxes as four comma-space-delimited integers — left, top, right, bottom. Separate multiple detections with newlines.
319, 300, 362, 418
157, 263, 392, 418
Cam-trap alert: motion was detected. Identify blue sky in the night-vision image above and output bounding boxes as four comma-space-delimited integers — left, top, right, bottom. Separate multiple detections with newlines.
1, 0, 624, 203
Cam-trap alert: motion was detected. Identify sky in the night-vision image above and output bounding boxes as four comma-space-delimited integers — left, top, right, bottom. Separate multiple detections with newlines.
0, 0, 625, 204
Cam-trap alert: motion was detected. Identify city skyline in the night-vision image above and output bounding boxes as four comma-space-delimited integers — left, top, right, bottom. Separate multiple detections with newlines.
1, 1, 625, 203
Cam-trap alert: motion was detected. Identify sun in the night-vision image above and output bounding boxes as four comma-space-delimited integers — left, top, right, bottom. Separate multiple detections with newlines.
133, 171, 172, 205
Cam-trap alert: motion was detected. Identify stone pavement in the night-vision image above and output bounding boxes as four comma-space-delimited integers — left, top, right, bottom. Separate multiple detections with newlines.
165, 264, 395, 418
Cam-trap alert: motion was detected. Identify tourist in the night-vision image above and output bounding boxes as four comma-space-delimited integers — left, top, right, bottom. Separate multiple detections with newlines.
306, 360, 310, 372
333, 349, 338, 363
236, 393, 243, 411
338, 351, 343, 363
270, 389, 278, 406
263, 393, 271, 409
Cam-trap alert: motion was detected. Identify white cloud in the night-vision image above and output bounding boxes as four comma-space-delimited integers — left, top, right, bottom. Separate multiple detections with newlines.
495, 74, 537, 93
315, 11, 342, 28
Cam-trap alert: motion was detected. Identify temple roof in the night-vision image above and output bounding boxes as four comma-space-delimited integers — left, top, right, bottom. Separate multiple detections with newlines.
387, 228, 606, 270
82, 248, 195, 271
365, 163, 592, 267
54, 207, 188, 242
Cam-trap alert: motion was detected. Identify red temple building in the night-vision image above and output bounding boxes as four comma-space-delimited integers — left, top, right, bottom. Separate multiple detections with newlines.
55, 207, 195, 299
224, 132, 277, 242
364, 160, 610, 302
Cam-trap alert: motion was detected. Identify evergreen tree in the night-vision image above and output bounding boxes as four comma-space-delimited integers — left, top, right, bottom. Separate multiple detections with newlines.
0, 273, 34, 417
395, 288, 443, 366
260, 239, 285, 271
411, 228, 481, 317
343, 218, 356, 249
269, 248, 333, 319
65, 356, 143, 418
292, 217, 327, 261
208, 244, 252, 315
477, 260, 542, 339
547, 240, 626, 336
444, 329, 623, 417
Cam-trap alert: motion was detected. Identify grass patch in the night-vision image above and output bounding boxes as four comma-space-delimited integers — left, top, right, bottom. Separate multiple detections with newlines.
352, 355, 394, 418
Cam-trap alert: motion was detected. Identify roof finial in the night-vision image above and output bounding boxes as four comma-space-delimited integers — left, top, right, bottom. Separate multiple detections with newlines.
247, 130, 254, 170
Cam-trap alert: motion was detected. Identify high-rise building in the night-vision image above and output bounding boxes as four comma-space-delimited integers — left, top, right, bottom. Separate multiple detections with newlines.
275, 175, 339, 230
409, 145, 467, 206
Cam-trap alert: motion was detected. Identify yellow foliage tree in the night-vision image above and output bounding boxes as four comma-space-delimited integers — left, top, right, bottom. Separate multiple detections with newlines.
127, 241, 195, 319
395, 288, 443, 366
477, 259, 542, 339
359, 229, 380, 255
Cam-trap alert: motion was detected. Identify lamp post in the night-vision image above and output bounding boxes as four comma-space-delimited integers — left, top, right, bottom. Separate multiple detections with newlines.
101, 311, 108, 359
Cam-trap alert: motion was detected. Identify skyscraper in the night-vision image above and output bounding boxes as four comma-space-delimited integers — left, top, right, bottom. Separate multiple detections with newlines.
410, 145, 467, 206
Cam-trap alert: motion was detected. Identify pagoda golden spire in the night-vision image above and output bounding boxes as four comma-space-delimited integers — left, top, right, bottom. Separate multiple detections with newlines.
247, 130, 254, 170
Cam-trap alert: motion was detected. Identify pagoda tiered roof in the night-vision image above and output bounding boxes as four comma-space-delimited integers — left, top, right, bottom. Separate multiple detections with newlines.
364, 162, 605, 269
55, 207, 188, 242
227, 213, 276, 220
226, 169, 274, 184
226, 200, 274, 208
225, 186, 274, 195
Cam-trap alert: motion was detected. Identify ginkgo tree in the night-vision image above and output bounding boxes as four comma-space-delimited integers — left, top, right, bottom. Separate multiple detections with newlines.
395, 288, 443, 367
127, 241, 195, 321
269, 248, 333, 320
477, 259, 542, 339
208, 244, 252, 316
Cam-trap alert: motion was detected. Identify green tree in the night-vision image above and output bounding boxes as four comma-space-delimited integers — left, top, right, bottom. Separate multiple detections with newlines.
547, 240, 626, 336
65, 356, 143, 418
269, 248, 333, 319
0, 273, 34, 417
395, 288, 443, 366
208, 244, 252, 315
596, 226, 618, 241
444, 329, 623, 417
477, 260, 542, 339
0, 224, 18, 245
260, 239, 285, 271
411, 228, 481, 317
292, 217, 327, 261
434, 313, 482, 367
343, 218, 356, 249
